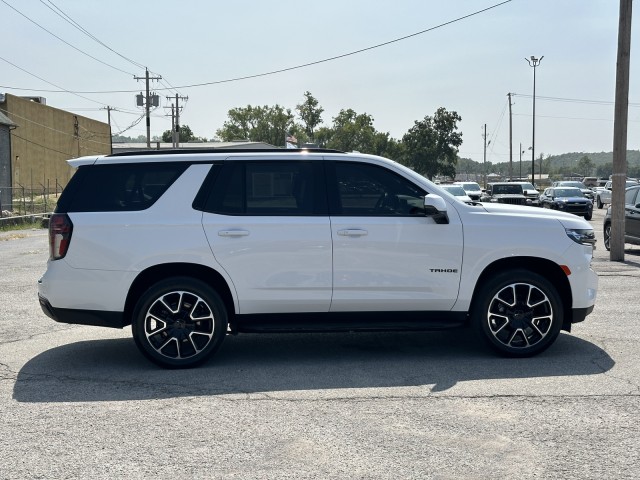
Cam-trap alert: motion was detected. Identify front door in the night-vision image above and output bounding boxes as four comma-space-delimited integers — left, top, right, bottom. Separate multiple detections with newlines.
327, 161, 463, 312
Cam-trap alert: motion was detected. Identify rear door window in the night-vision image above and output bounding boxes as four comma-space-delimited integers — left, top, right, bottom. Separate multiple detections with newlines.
204, 161, 327, 216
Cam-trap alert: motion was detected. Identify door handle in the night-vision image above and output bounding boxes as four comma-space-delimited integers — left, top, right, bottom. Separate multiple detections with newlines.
337, 229, 368, 237
218, 230, 250, 237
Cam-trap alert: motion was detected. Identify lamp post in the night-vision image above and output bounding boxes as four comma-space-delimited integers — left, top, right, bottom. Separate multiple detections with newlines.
525, 55, 543, 185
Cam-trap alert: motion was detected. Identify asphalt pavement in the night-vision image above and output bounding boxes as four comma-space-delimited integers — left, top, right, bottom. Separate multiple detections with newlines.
0, 207, 638, 479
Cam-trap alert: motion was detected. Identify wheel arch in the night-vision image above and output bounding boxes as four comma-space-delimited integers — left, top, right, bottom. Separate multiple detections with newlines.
124, 263, 236, 328
469, 256, 573, 331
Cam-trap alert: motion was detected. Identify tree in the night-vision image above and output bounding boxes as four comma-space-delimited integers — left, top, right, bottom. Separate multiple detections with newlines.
402, 108, 462, 179
325, 109, 377, 152
161, 124, 195, 143
295, 91, 324, 141
576, 155, 595, 177
216, 105, 296, 146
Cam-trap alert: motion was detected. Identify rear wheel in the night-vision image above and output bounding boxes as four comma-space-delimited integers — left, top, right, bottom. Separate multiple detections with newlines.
132, 277, 228, 368
472, 270, 563, 357
604, 222, 611, 251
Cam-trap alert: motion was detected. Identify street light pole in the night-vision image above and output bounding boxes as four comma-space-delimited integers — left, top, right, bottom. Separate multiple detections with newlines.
526, 55, 543, 185
519, 143, 523, 180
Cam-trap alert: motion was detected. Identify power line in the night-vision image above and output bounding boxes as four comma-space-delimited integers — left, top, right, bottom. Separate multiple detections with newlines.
0, 55, 110, 106
513, 93, 640, 107
38, 0, 146, 71
0, 0, 135, 76
0, 0, 513, 94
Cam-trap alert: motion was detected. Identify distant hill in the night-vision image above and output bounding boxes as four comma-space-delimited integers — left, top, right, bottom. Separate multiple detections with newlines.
547, 150, 640, 169
456, 150, 640, 178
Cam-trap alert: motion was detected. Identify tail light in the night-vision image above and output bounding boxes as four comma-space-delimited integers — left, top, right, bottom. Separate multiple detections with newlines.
49, 213, 73, 260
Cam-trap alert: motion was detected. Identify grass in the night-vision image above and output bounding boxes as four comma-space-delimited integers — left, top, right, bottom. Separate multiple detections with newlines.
0, 217, 47, 233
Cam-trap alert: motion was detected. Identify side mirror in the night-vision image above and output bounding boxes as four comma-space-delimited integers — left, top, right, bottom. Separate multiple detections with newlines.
424, 194, 449, 224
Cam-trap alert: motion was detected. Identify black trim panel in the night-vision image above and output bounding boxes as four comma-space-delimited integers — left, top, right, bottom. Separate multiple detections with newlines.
39, 295, 126, 329
232, 311, 468, 333
571, 306, 594, 324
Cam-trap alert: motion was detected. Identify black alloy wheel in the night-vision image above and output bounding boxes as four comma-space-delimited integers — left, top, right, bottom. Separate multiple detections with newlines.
604, 223, 611, 251
132, 277, 228, 368
472, 269, 563, 357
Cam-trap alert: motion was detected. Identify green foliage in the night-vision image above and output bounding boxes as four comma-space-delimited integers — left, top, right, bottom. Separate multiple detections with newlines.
215, 105, 296, 147
576, 155, 595, 176
401, 108, 462, 180
161, 125, 195, 143
112, 134, 147, 143
324, 109, 377, 152
296, 91, 324, 141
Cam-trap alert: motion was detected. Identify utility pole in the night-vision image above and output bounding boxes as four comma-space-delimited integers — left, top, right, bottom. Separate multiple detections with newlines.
482, 124, 488, 188
508, 93, 513, 181
169, 104, 175, 148
134, 68, 161, 148
526, 56, 543, 185
611, 0, 632, 261
166, 93, 188, 148
102, 106, 114, 154
519, 143, 523, 180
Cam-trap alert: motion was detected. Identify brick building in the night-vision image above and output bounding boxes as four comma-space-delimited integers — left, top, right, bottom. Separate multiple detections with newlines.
0, 93, 111, 210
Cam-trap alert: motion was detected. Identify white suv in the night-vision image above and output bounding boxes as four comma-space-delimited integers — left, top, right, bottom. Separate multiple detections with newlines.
38, 149, 598, 368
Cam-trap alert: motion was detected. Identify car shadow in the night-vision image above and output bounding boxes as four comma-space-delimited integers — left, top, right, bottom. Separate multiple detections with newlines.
13, 330, 614, 403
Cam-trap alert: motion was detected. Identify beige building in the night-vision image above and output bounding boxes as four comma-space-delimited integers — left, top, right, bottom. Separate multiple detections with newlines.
0, 93, 111, 208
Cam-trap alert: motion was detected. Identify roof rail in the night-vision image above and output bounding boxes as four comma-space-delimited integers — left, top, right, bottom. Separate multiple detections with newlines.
107, 148, 345, 157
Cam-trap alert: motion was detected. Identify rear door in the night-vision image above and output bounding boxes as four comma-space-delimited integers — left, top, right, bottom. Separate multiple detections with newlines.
327, 160, 463, 312
202, 160, 332, 314
625, 187, 640, 240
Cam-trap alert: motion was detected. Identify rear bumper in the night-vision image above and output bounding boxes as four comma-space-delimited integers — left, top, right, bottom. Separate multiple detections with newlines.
39, 294, 126, 329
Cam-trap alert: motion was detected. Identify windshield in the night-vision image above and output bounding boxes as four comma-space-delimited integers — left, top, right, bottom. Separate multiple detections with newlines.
442, 185, 466, 196
460, 182, 481, 192
492, 184, 523, 195
555, 188, 583, 197
561, 182, 586, 189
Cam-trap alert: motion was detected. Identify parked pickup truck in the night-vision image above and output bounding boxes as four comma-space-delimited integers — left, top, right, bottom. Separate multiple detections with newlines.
595, 179, 639, 209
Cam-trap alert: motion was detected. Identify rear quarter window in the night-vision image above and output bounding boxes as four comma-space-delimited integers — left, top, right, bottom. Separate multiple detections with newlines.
56, 163, 188, 213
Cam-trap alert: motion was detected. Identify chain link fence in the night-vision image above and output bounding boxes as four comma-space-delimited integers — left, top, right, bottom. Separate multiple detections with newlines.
0, 181, 64, 228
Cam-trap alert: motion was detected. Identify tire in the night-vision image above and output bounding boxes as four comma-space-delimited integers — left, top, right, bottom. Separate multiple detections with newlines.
132, 277, 228, 368
472, 269, 563, 357
597, 196, 603, 209
584, 210, 592, 221
604, 222, 611, 251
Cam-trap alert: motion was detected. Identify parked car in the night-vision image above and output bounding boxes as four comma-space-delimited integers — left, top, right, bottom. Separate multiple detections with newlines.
551, 181, 595, 202
603, 184, 640, 250
481, 182, 528, 205
38, 148, 598, 368
440, 184, 473, 203
595, 179, 639, 209
509, 181, 540, 206
453, 181, 483, 201
539, 187, 593, 220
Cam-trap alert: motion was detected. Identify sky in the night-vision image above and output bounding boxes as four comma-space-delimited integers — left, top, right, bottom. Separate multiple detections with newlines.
1, 0, 638, 166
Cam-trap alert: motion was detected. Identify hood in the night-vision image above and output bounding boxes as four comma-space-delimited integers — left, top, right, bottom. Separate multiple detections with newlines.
478, 202, 592, 229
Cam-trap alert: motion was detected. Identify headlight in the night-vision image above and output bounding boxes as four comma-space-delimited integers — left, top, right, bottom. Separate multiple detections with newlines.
566, 228, 596, 246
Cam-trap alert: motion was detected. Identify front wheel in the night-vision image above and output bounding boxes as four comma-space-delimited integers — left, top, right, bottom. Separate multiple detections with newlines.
597, 196, 603, 209
472, 270, 563, 357
132, 277, 228, 368
584, 210, 592, 221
